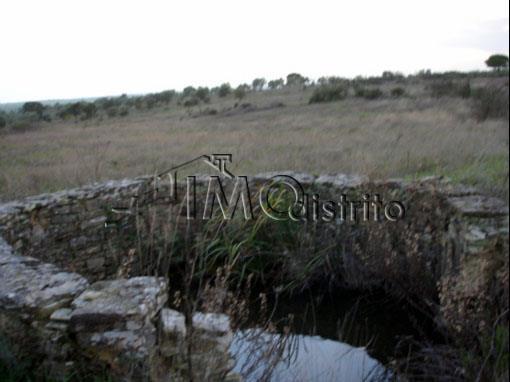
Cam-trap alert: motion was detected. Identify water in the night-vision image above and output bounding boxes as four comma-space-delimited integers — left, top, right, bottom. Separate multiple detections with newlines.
230, 329, 390, 382
228, 290, 423, 381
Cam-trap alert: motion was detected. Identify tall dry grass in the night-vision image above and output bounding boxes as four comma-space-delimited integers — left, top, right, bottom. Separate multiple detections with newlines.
0, 83, 508, 201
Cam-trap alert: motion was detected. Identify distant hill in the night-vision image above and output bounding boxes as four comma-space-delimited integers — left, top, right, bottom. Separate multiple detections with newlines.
0, 96, 129, 112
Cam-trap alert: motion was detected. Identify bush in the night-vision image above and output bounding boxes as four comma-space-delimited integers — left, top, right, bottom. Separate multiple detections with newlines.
183, 98, 199, 107
57, 102, 96, 120
195, 87, 210, 103
10, 121, 33, 132
218, 83, 231, 98
106, 107, 118, 118
267, 79, 284, 90
234, 85, 247, 101
391, 87, 406, 97
286, 73, 308, 87
96, 97, 122, 111
355, 87, 383, 100
0, 115, 6, 129
471, 84, 509, 121
308, 84, 348, 104
382, 71, 405, 81
252, 78, 266, 91
80, 103, 97, 120
158, 90, 176, 104
458, 81, 472, 99
22, 101, 45, 116
364, 88, 383, 100
428, 80, 471, 98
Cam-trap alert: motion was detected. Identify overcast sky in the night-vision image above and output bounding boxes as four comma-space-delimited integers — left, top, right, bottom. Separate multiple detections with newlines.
0, 0, 508, 103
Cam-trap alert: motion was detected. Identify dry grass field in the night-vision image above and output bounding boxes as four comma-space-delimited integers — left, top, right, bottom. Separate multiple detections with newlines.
0, 78, 508, 202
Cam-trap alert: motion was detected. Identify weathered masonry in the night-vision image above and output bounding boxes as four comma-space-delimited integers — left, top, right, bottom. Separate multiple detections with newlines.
0, 174, 508, 380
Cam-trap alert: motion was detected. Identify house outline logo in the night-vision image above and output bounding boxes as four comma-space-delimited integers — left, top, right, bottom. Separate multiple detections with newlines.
156, 153, 235, 182
108, 154, 406, 225
109, 154, 246, 223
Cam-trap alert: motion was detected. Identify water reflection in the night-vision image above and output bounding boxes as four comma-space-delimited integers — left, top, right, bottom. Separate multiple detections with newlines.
230, 329, 390, 382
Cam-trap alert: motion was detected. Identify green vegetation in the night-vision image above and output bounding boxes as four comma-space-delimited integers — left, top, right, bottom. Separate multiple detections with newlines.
472, 83, 509, 121
21, 101, 45, 119
251, 78, 266, 91
286, 72, 308, 87
0, 66, 508, 203
217, 83, 232, 98
428, 79, 471, 98
234, 85, 247, 101
354, 86, 384, 100
485, 54, 509, 71
309, 83, 348, 103
267, 78, 284, 89
390, 87, 405, 97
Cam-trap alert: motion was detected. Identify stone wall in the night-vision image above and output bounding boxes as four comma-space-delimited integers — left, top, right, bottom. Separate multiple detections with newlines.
0, 178, 150, 281
0, 242, 235, 381
0, 173, 508, 380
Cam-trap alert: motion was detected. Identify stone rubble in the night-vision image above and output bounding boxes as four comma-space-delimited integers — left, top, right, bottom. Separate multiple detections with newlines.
0, 173, 508, 381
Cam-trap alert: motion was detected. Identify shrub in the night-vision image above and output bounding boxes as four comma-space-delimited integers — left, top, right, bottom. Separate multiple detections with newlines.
308, 84, 348, 104
286, 73, 307, 87
10, 121, 33, 132
354, 87, 364, 97
457, 81, 472, 98
182, 86, 196, 98
57, 102, 96, 120
234, 85, 247, 101
0, 115, 6, 129
252, 78, 266, 91
355, 87, 383, 100
382, 71, 405, 81
471, 83, 509, 121
183, 98, 199, 107
391, 87, 406, 97
267, 79, 284, 90
429, 80, 471, 98
158, 90, 176, 104
80, 103, 97, 120
58, 103, 81, 119
21, 102, 45, 119
364, 88, 383, 100
106, 107, 118, 118
218, 83, 232, 98
195, 87, 210, 103
144, 94, 158, 109
95, 97, 121, 110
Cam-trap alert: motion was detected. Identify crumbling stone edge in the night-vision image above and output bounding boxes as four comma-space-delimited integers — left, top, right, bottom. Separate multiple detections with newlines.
0, 174, 508, 381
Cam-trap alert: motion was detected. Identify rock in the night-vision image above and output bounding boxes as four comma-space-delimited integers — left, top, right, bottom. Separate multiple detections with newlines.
448, 195, 508, 218
315, 173, 369, 188
160, 308, 186, 336
69, 277, 168, 379
193, 312, 230, 336
86, 257, 105, 272
253, 171, 316, 184
70, 277, 168, 330
0, 254, 88, 317
50, 308, 73, 322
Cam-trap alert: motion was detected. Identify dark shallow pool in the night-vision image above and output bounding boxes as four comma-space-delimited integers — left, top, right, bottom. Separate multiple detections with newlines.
229, 290, 430, 381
